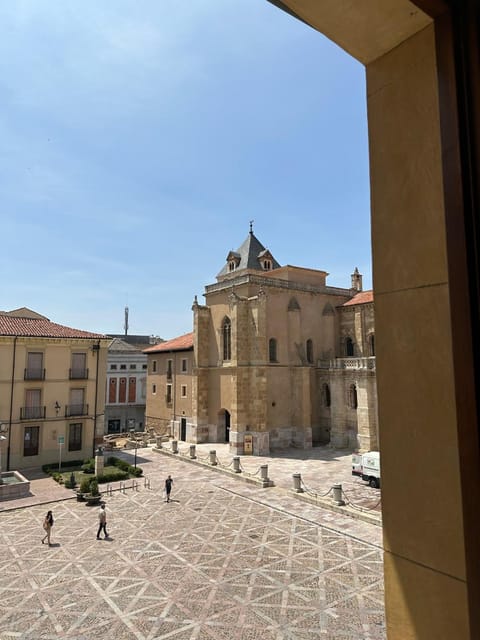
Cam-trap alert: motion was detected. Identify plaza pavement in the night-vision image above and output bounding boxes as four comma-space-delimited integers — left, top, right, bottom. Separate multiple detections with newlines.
0, 445, 385, 639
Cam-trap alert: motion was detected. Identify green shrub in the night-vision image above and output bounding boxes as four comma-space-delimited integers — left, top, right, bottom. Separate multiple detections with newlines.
42, 460, 83, 474
90, 479, 100, 496
52, 472, 63, 484
96, 470, 129, 483
79, 477, 92, 494
106, 456, 142, 477
81, 463, 95, 473
132, 467, 143, 477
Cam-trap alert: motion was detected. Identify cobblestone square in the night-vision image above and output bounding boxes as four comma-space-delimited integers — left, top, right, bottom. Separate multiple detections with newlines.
0, 449, 385, 639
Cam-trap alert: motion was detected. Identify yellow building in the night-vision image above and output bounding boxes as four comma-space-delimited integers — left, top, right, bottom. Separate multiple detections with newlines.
0, 308, 109, 470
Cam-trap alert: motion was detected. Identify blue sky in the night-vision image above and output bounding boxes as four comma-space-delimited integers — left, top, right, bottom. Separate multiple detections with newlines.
0, 1, 370, 339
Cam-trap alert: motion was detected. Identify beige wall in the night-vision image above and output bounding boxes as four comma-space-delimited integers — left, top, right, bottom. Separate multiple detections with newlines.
0, 336, 108, 469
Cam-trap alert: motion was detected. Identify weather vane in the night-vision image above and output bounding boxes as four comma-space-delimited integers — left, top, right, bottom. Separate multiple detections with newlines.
249, 219, 254, 233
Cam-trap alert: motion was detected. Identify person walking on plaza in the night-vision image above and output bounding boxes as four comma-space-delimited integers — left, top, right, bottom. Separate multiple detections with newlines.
165, 475, 173, 502
97, 504, 109, 539
41, 510, 54, 546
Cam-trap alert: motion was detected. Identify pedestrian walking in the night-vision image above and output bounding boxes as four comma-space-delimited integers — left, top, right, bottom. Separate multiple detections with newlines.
41, 510, 54, 546
165, 475, 173, 502
97, 504, 109, 539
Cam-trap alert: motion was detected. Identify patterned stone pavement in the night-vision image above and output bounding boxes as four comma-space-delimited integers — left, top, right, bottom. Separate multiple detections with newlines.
0, 450, 385, 639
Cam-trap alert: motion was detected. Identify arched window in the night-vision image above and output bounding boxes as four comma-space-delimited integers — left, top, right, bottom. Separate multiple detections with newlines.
269, 338, 277, 363
349, 384, 358, 409
222, 317, 231, 361
306, 339, 314, 364
322, 383, 331, 408
345, 337, 354, 357
263, 259, 272, 270
368, 333, 375, 356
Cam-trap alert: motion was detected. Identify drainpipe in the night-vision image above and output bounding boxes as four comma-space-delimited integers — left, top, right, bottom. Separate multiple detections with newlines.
7, 336, 18, 471
92, 340, 100, 457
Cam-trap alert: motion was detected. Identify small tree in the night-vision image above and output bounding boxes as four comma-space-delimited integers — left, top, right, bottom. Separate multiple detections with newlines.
90, 479, 100, 497
79, 477, 92, 494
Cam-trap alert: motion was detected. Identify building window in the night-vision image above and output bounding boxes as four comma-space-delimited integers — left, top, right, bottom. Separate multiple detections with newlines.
181, 358, 188, 372
142, 364, 147, 370
111, 364, 117, 370
345, 337, 354, 357
109, 378, 117, 403
68, 389, 86, 416
23, 389, 43, 420
70, 352, 87, 379
129, 364, 137, 370
166, 384, 172, 404
349, 384, 358, 410
263, 259, 272, 270
152, 384, 157, 394
368, 334, 375, 356
120, 364, 127, 370
181, 385, 187, 398
306, 339, 314, 364
25, 352, 44, 380
68, 423, 82, 451
167, 359, 173, 380
269, 338, 277, 363
322, 383, 331, 407
152, 360, 157, 373
222, 317, 231, 361
23, 426, 39, 456
228, 260, 236, 272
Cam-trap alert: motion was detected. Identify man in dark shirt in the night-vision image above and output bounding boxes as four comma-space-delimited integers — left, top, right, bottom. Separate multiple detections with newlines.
165, 475, 173, 502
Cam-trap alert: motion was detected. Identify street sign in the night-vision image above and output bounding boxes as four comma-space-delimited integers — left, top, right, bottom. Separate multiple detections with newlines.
58, 435, 65, 445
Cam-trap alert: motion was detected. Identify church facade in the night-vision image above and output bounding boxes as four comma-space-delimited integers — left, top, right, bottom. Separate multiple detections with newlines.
145, 229, 377, 454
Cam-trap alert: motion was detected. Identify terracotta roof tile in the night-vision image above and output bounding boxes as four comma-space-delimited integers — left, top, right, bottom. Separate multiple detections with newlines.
343, 290, 374, 307
0, 316, 107, 339
144, 332, 194, 353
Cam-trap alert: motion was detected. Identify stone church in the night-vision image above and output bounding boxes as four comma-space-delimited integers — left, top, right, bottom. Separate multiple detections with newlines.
144, 228, 377, 454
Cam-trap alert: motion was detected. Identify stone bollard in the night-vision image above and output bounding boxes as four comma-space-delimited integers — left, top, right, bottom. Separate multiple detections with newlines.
332, 483, 345, 506
189, 444, 196, 459
292, 473, 304, 493
171, 440, 178, 454
155, 436, 163, 449
260, 464, 270, 486
233, 456, 241, 473
94, 447, 104, 477
209, 450, 217, 465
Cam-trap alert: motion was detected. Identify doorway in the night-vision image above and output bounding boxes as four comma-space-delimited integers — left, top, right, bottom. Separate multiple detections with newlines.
180, 417, 187, 441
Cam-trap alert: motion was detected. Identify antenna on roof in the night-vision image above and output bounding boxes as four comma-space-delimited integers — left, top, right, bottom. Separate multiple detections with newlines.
124, 306, 129, 337
249, 219, 254, 234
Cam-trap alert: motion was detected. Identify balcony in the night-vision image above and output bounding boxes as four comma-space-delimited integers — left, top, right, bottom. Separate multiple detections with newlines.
24, 368, 45, 381
69, 368, 89, 380
65, 404, 89, 417
20, 406, 46, 420
330, 357, 376, 371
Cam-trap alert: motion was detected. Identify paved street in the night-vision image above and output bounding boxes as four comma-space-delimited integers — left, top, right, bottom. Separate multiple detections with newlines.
0, 447, 385, 639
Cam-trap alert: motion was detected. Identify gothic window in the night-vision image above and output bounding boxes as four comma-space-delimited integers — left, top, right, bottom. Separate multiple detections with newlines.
222, 317, 231, 361
368, 334, 375, 356
269, 338, 277, 363
228, 260, 236, 272
322, 383, 331, 408
345, 337, 354, 357
263, 259, 272, 270
306, 339, 314, 364
349, 384, 358, 410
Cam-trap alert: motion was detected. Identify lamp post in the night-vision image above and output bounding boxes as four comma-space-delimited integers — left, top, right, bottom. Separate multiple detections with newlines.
130, 429, 137, 468
0, 423, 8, 485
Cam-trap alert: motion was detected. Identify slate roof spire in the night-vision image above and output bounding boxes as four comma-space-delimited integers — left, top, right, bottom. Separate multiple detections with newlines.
216, 225, 281, 279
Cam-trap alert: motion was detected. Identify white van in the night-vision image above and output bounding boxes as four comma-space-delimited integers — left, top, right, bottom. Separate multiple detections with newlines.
352, 451, 381, 488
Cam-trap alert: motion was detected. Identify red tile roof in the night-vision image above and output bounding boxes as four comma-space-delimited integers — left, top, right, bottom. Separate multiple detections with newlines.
144, 332, 194, 353
0, 315, 107, 339
343, 290, 374, 307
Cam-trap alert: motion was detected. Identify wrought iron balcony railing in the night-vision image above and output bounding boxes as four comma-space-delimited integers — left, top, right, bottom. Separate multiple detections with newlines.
20, 406, 46, 420
24, 368, 45, 381
65, 403, 89, 417
69, 368, 89, 380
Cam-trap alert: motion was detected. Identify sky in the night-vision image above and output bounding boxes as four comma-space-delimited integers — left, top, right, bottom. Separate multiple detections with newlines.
0, 1, 371, 340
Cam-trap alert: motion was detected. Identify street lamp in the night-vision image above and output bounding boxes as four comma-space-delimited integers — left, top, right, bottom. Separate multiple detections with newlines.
130, 429, 137, 469
0, 423, 8, 485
